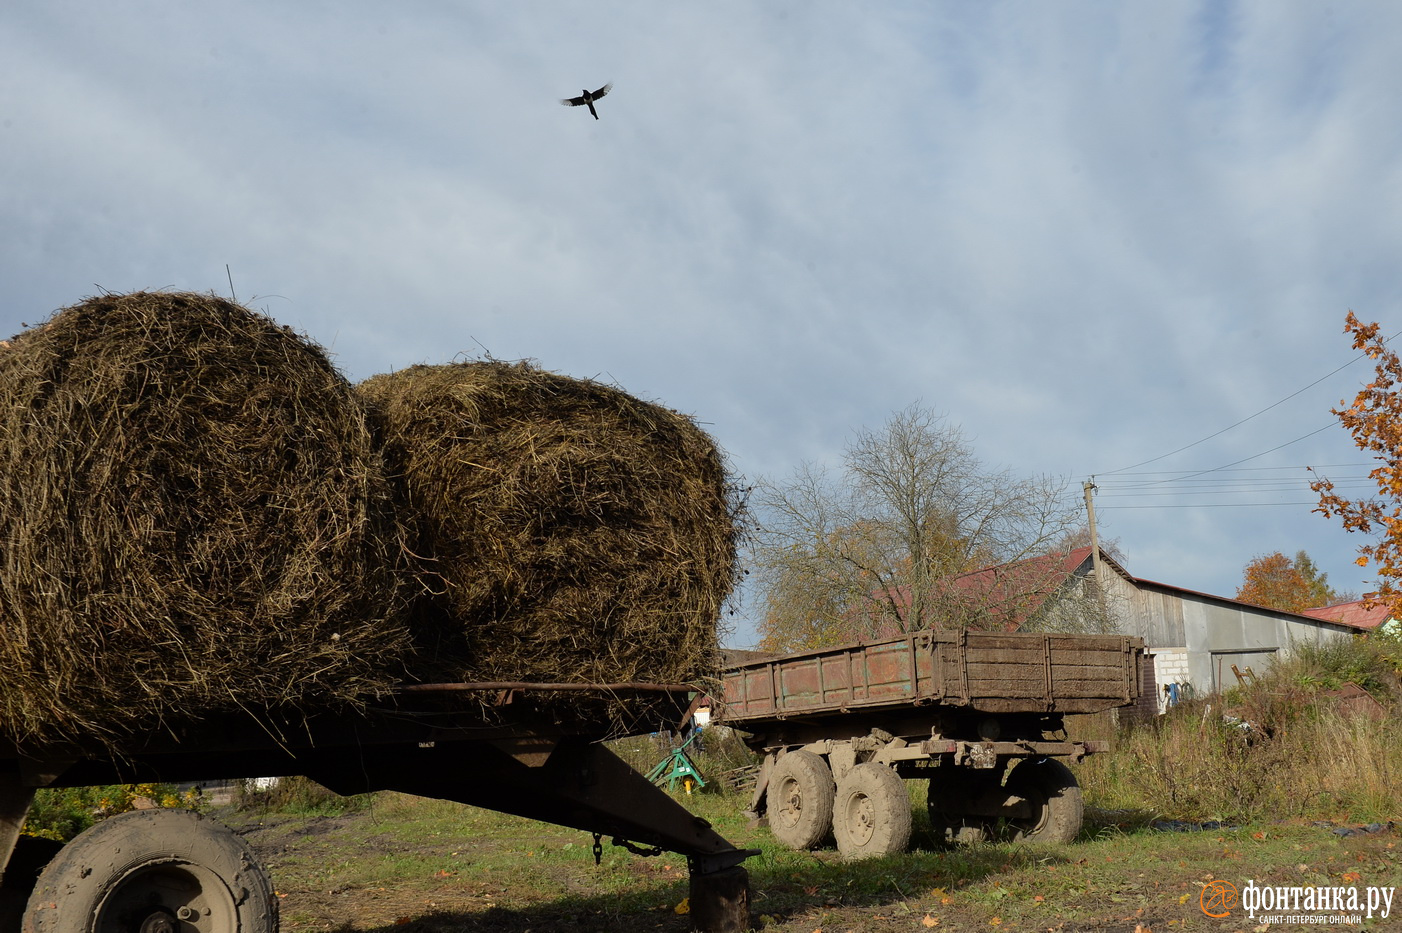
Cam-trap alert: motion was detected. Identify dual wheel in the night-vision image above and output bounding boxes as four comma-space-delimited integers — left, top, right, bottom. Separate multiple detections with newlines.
766, 752, 1083, 860
926, 757, 1083, 846
765, 752, 908, 860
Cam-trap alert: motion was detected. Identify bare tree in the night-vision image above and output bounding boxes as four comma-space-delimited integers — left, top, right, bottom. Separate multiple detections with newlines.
751, 405, 1090, 650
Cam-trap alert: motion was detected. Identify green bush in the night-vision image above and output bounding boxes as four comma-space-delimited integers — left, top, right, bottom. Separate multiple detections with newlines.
233, 775, 375, 815
24, 782, 201, 842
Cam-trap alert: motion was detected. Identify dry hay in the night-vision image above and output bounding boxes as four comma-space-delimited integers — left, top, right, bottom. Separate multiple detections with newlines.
0, 292, 410, 746
359, 361, 737, 693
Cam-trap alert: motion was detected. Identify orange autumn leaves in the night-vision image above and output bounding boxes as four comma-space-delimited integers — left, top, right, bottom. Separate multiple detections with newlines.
1312, 311, 1402, 618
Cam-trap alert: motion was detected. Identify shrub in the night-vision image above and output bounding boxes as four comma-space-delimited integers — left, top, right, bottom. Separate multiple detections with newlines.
1080, 640, 1402, 823
24, 782, 202, 842
232, 775, 375, 815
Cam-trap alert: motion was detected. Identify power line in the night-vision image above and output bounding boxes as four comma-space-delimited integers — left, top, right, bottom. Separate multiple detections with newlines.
1100, 330, 1399, 477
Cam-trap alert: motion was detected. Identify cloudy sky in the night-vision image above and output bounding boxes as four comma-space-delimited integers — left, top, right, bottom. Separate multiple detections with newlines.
6, 2, 1402, 647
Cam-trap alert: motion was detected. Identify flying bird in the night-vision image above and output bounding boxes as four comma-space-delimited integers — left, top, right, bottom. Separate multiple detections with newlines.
561, 82, 613, 120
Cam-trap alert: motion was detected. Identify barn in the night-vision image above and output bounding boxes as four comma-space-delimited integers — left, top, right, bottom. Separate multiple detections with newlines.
1009, 547, 1377, 712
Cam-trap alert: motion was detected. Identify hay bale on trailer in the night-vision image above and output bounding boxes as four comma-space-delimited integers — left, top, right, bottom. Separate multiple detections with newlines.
0, 291, 411, 746
359, 361, 737, 691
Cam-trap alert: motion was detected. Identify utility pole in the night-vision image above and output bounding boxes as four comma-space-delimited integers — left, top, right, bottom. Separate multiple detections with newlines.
1082, 477, 1104, 578
1083, 478, 1106, 609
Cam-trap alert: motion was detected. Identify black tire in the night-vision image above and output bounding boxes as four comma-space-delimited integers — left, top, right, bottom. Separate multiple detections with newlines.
832, 763, 911, 860
1004, 758, 1083, 844
24, 809, 277, 933
765, 750, 835, 850
926, 768, 996, 846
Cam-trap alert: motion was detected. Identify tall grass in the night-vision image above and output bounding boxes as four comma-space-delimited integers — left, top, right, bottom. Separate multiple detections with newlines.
1079, 634, 1402, 823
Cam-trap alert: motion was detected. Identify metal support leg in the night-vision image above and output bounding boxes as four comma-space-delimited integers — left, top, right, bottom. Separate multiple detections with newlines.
0, 777, 35, 880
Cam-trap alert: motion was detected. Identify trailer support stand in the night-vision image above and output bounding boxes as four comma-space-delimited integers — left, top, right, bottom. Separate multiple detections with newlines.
0, 777, 34, 880
689, 864, 750, 933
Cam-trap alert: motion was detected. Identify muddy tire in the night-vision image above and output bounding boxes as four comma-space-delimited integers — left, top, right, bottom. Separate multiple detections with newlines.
765, 750, 835, 850
832, 763, 911, 860
1004, 758, 1083, 844
24, 809, 277, 933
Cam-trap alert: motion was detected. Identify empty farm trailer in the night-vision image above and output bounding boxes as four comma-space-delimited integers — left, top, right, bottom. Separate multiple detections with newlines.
719, 631, 1144, 859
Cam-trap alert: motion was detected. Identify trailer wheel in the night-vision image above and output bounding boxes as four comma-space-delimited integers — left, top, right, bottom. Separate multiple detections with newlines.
765, 750, 835, 850
24, 809, 277, 933
1004, 758, 1083, 844
832, 763, 911, 860
926, 769, 995, 846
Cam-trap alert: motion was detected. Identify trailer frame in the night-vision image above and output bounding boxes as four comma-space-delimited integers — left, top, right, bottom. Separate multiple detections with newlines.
0, 683, 757, 933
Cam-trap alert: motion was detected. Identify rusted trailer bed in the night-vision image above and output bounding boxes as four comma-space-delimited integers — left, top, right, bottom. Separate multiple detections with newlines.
0, 684, 754, 933
718, 631, 1144, 859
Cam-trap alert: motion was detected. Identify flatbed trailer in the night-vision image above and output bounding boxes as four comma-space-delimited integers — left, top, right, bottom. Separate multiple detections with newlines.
0, 685, 755, 933
718, 630, 1144, 859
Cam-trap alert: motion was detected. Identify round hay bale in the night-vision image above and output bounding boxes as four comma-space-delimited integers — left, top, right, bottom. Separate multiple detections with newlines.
0, 292, 410, 745
359, 361, 737, 689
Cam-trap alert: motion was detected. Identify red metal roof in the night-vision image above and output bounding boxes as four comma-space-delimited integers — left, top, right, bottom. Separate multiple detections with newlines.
1299, 600, 1393, 631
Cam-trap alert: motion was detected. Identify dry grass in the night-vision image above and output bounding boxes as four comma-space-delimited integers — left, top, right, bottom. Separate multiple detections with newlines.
1080, 636, 1402, 822
0, 292, 411, 746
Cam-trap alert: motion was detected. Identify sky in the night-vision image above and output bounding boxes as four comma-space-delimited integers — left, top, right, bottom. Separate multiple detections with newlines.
5, 2, 1402, 648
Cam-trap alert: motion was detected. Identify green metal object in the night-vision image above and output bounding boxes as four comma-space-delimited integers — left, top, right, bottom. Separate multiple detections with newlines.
646, 732, 707, 793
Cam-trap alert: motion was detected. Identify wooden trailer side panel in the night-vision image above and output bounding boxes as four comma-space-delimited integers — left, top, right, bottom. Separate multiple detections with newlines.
721, 637, 934, 717
721, 631, 1142, 723
934, 632, 1141, 713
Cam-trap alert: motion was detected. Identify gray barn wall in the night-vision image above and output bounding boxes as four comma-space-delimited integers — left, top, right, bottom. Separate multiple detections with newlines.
1118, 582, 1354, 692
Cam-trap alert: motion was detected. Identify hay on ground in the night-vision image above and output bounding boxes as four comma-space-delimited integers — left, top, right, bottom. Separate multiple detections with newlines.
359, 361, 737, 692
0, 291, 410, 746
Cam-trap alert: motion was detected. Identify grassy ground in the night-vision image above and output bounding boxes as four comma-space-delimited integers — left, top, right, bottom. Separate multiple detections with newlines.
220, 781, 1401, 933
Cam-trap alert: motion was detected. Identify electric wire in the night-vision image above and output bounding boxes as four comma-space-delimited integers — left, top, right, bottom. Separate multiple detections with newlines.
1101, 335, 1390, 476
1086, 328, 1402, 512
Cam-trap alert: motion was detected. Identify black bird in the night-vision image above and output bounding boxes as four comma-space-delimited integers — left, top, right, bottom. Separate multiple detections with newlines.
561, 82, 613, 120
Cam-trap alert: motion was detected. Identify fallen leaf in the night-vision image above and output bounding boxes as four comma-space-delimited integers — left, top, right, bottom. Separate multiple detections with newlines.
1033, 895, 1045, 903
674, 898, 690, 915
922, 915, 940, 928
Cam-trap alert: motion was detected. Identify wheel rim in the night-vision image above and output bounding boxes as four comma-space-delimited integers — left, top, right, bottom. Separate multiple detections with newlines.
1010, 786, 1048, 837
94, 859, 239, 933
843, 791, 876, 847
775, 775, 804, 830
